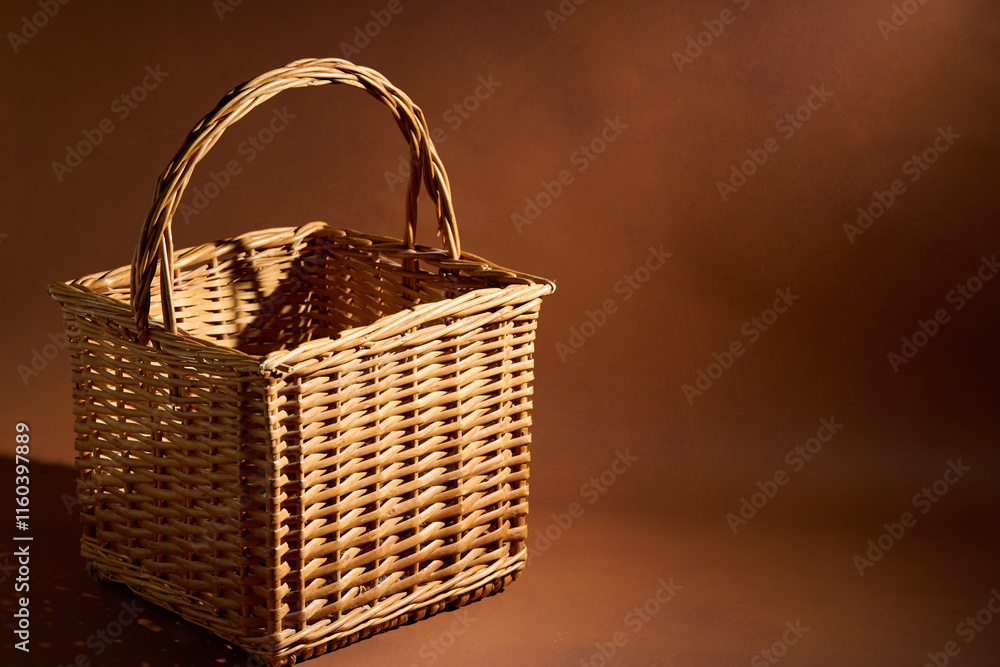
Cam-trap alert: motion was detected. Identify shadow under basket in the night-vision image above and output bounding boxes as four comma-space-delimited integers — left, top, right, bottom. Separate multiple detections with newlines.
48, 220, 553, 664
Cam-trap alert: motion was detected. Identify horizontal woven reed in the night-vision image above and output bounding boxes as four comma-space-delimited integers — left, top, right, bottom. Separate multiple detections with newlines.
48, 58, 553, 666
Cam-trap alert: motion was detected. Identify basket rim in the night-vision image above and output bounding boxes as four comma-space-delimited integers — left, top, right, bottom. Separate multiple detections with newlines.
49, 222, 554, 374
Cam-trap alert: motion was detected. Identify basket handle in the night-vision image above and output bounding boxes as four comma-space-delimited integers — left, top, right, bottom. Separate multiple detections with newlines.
129, 57, 461, 344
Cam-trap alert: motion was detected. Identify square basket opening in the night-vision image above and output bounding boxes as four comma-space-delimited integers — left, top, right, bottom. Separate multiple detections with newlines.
112, 228, 491, 358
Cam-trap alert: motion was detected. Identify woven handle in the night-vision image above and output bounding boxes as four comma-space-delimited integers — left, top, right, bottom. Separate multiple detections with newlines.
130, 57, 461, 343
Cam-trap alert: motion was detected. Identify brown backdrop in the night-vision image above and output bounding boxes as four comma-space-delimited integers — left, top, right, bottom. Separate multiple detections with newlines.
2, 1, 999, 665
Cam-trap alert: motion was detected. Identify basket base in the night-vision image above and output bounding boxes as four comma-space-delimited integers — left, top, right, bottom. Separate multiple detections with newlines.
81, 536, 524, 666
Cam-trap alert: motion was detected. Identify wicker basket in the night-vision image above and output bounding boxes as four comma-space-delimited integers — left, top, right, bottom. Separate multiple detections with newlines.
48, 58, 554, 666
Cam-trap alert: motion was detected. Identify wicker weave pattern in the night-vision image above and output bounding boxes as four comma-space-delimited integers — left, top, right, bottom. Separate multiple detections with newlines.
49, 59, 553, 666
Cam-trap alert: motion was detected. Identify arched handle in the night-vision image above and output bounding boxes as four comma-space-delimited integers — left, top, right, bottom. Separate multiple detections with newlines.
130, 57, 461, 343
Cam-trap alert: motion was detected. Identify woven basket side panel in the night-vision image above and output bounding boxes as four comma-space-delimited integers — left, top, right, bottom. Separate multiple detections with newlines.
261, 300, 541, 655
60, 297, 274, 640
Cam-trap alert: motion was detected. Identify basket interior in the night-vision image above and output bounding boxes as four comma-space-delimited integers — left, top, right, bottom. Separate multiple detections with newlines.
85, 226, 512, 357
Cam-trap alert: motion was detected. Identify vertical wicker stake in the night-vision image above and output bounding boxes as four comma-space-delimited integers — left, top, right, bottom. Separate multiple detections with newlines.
48, 58, 554, 666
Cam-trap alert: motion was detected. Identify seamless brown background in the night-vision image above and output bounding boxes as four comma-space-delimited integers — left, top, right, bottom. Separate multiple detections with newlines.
1, 1, 998, 665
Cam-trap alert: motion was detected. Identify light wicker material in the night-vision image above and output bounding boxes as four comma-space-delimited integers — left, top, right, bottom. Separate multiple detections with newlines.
48, 58, 554, 666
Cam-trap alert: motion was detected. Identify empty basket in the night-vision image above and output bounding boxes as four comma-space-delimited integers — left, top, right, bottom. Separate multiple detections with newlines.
48, 58, 554, 666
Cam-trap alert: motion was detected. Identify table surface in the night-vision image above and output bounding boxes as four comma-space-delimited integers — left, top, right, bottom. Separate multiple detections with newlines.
3, 459, 998, 667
